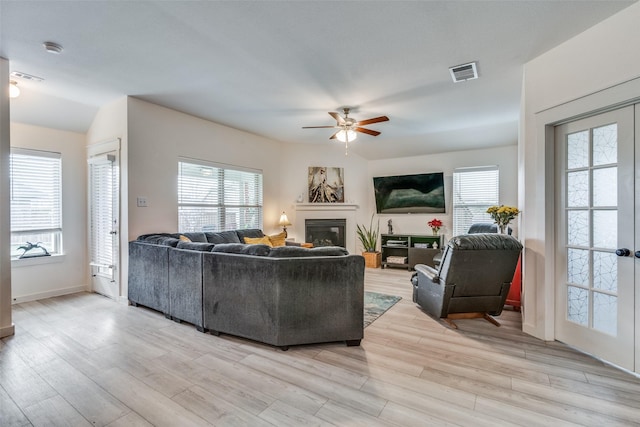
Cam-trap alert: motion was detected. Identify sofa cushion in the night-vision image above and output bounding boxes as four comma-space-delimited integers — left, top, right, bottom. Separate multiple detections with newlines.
141, 235, 181, 247
181, 232, 207, 243
235, 228, 265, 241
268, 246, 348, 258
211, 243, 271, 256
205, 231, 242, 244
176, 241, 215, 252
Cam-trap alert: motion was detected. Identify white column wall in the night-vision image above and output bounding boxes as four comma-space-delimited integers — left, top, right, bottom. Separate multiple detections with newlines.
521, 2, 640, 339
0, 57, 13, 337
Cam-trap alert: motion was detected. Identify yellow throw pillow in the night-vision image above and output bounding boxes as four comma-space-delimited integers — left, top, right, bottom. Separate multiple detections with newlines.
179, 235, 192, 242
268, 232, 287, 247
244, 236, 273, 247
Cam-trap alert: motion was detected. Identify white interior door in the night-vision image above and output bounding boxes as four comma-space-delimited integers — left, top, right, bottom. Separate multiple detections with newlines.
555, 106, 635, 371
89, 152, 119, 299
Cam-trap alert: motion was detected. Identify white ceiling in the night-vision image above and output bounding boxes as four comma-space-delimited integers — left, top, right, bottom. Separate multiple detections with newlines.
1, 1, 636, 160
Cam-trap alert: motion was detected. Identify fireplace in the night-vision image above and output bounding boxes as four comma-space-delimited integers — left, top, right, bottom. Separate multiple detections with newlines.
305, 219, 346, 248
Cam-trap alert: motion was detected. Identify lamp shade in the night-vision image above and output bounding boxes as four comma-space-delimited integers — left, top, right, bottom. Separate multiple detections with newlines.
278, 212, 291, 227
336, 129, 357, 143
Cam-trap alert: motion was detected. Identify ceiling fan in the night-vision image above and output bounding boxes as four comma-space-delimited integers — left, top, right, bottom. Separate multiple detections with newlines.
303, 108, 389, 153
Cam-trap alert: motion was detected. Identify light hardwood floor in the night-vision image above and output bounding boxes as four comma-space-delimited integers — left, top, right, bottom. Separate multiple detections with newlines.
3, 268, 640, 426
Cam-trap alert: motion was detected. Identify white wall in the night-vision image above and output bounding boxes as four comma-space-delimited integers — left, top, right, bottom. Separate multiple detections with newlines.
10, 123, 88, 302
368, 145, 518, 242
279, 143, 369, 251
280, 142, 517, 252
521, 2, 640, 339
126, 98, 285, 239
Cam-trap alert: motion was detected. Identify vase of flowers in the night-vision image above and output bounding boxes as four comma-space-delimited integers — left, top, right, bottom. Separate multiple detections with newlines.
428, 218, 443, 236
486, 205, 521, 234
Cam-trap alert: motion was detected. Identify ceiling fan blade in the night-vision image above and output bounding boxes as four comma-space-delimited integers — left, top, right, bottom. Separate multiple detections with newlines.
355, 127, 381, 136
329, 112, 346, 125
302, 125, 339, 129
356, 116, 389, 126
329, 131, 340, 140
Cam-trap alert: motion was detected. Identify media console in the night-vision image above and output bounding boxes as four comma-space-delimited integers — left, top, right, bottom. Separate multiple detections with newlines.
381, 233, 444, 270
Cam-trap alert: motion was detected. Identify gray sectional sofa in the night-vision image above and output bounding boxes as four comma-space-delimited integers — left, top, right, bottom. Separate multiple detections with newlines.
128, 229, 365, 349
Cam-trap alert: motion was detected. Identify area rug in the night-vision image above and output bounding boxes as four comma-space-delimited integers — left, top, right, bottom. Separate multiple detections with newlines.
364, 291, 402, 327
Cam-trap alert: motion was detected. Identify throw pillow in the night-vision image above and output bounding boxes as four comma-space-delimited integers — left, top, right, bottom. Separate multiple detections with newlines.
267, 231, 287, 247
244, 236, 273, 247
179, 234, 192, 242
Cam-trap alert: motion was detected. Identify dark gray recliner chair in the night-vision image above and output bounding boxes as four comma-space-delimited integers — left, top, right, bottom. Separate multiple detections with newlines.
412, 233, 522, 328
468, 222, 512, 235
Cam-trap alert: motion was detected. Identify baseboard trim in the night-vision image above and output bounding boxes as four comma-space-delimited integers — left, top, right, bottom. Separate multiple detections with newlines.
11, 285, 88, 304
0, 323, 15, 338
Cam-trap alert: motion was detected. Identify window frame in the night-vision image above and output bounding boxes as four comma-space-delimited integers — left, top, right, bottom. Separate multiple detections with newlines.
177, 158, 263, 233
10, 147, 63, 259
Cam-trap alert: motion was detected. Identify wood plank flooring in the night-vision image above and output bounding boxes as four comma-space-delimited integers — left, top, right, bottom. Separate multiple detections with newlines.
3, 268, 640, 426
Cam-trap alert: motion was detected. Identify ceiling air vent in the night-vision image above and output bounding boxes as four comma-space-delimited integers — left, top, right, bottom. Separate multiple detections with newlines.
449, 62, 478, 83
10, 71, 45, 82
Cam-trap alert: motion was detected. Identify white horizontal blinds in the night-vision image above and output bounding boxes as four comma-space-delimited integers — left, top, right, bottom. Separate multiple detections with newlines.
10, 148, 62, 256
452, 166, 499, 236
89, 157, 115, 272
178, 160, 263, 232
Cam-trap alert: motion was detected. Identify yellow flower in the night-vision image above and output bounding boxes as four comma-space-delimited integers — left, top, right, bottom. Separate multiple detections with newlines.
486, 205, 521, 226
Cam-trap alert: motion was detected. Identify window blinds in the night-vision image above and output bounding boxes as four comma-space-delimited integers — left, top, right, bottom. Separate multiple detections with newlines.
10, 148, 62, 256
89, 156, 116, 272
178, 160, 263, 232
452, 166, 499, 236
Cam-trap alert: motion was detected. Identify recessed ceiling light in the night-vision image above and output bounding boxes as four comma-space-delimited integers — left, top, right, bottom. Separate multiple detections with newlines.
43, 41, 63, 54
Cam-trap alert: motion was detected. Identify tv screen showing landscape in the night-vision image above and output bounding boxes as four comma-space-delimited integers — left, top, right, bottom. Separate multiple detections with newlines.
373, 172, 445, 213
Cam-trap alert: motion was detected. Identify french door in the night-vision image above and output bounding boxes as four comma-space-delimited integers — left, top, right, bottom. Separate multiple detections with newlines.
88, 149, 120, 300
555, 106, 637, 372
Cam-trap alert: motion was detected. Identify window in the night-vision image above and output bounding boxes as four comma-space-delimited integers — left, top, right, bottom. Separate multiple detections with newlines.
452, 166, 499, 236
10, 148, 62, 257
178, 159, 263, 232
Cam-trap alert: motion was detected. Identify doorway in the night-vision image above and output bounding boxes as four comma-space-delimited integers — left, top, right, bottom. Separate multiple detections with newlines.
88, 142, 120, 300
554, 106, 636, 371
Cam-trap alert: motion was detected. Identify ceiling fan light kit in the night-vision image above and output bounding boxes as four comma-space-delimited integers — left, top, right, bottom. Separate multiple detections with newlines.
303, 107, 389, 155
336, 129, 357, 143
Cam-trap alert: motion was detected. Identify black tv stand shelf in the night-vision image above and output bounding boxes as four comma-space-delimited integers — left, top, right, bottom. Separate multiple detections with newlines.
381, 233, 444, 270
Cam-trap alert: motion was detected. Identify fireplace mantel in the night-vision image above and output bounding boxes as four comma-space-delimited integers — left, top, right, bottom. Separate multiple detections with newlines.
294, 203, 358, 211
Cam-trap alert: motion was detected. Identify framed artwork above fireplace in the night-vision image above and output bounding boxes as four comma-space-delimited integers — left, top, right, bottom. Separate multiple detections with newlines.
308, 166, 344, 203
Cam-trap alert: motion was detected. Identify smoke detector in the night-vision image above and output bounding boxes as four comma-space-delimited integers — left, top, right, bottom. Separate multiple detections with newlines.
43, 41, 64, 54
449, 62, 478, 83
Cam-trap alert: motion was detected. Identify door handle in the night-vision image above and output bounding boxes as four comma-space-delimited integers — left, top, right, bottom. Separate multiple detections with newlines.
615, 248, 630, 257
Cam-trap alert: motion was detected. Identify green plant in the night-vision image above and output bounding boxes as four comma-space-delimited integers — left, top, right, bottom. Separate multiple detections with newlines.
356, 214, 379, 252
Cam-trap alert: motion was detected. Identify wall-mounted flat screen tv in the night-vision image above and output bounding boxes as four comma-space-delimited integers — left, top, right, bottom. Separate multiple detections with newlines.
373, 172, 445, 214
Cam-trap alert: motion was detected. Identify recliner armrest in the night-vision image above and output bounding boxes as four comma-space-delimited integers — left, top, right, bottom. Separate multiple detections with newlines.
414, 264, 439, 283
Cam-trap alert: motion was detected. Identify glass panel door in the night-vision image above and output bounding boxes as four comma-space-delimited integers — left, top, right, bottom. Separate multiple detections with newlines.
555, 106, 635, 372
89, 152, 119, 299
